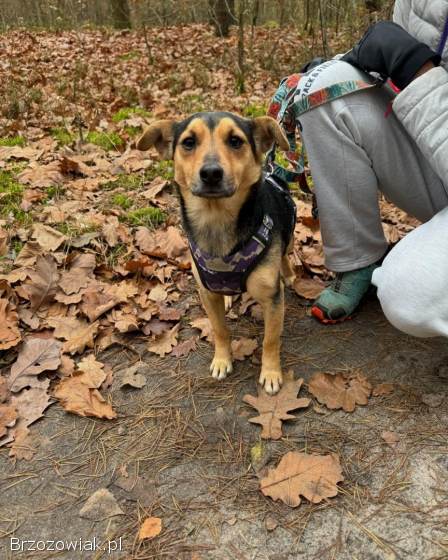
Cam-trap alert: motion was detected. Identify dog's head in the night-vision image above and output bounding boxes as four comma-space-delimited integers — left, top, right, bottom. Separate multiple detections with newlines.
136, 112, 289, 199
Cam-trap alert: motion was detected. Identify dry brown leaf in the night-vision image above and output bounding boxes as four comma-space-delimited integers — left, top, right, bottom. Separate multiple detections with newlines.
77, 355, 106, 388
59, 253, 96, 295
0, 404, 17, 438
7, 380, 53, 457
381, 430, 400, 447
142, 318, 171, 336
0, 298, 21, 351
0, 227, 7, 256
243, 372, 310, 439
18, 161, 64, 188
119, 364, 147, 389
9, 337, 62, 392
136, 225, 188, 262
142, 177, 168, 200
191, 317, 213, 342
22, 255, 59, 312
0, 377, 9, 403
80, 285, 119, 321
372, 383, 395, 397
31, 223, 66, 252
308, 372, 372, 413
231, 337, 258, 361
171, 336, 197, 358
260, 451, 344, 507
293, 276, 325, 300
48, 316, 99, 355
79, 488, 123, 520
54, 370, 116, 419
148, 284, 167, 302
14, 241, 42, 267
158, 305, 182, 321
147, 324, 179, 357
139, 517, 162, 540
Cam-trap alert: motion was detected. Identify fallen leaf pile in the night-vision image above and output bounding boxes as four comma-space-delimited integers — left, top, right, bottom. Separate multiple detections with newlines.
243, 371, 310, 439
0, 25, 420, 467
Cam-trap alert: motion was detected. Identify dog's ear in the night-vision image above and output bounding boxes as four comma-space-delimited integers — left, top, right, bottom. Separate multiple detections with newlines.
136, 120, 175, 159
252, 116, 289, 153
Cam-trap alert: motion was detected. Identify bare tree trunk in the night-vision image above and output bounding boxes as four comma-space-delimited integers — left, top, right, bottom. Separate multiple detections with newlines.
209, 0, 235, 37
111, 0, 131, 29
236, 0, 246, 93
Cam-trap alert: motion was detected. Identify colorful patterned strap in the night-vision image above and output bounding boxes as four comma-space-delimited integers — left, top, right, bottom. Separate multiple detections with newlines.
266, 72, 379, 186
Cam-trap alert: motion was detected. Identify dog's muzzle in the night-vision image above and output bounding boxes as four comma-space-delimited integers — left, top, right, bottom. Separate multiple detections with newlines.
192, 164, 235, 198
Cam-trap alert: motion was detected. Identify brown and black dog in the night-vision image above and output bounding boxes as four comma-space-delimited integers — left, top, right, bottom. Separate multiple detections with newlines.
137, 112, 296, 394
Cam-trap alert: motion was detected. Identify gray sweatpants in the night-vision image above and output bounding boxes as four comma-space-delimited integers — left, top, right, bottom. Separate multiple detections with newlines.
300, 85, 448, 272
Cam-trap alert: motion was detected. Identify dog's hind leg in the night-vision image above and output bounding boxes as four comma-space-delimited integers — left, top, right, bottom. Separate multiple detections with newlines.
281, 254, 295, 287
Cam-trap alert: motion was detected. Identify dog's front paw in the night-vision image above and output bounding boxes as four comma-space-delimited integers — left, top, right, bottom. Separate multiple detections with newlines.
259, 369, 283, 395
210, 356, 233, 380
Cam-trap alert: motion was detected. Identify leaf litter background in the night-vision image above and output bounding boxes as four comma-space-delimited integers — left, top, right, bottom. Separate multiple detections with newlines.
0, 25, 447, 560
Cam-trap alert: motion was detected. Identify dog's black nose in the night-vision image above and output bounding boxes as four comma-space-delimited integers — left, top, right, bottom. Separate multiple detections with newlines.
199, 164, 223, 185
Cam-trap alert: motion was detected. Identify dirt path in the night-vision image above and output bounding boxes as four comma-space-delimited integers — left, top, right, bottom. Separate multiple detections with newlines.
1, 294, 447, 560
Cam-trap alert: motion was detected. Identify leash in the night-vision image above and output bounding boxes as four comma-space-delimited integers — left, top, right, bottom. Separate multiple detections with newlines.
265, 71, 379, 191
438, 13, 448, 56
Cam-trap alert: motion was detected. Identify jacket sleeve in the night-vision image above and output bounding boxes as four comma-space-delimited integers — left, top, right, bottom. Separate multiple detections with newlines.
393, 0, 412, 31
393, 66, 448, 183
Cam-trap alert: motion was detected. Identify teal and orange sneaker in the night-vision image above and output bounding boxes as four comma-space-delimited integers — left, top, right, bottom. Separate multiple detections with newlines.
311, 263, 379, 324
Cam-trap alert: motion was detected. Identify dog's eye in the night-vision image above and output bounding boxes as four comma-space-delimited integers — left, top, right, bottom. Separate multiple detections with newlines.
182, 136, 196, 150
228, 135, 244, 149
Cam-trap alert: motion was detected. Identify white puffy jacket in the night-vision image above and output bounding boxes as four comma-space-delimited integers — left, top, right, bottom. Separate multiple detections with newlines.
392, 0, 448, 182
372, 1, 448, 337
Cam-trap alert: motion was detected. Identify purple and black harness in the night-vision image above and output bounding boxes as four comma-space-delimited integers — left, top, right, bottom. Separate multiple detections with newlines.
189, 174, 296, 296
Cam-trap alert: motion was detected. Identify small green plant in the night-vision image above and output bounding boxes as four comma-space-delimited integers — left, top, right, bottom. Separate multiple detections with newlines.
122, 206, 166, 228
44, 184, 66, 201
55, 221, 100, 237
112, 193, 133, 209
145, 160, 174, 181
112, 106, 151, 123
242, 103, 267, 118
179, 94, 206, 114
118, 50, 141, 61
51, 127, 75, 146
106, 243, 127, 267
86, 131, 124, 151
102, 173, 143, 191
124, 126, 141, 137
0, 171, 31, 226
0, 136, 26, 147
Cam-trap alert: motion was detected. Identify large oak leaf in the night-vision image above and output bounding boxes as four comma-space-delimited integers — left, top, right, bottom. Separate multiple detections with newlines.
260, 451, 344, 507
9, 337, 62, 392
243, 372, 310, 439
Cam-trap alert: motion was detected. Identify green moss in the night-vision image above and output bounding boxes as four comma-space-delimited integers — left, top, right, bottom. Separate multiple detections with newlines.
179, 94, 206, 114
106, 243, 127, 267
112, 193, 133, 209
122, 206, 166, 228
51, 127, 75, 146
0, 170, 30, 225
112, 106, 152, 123
124, 126, 141, 137
0, 136, 26, 147
118, 50, 141, 61
12, 239, 24, 255
86, 131, 124, 151
55, 221, 99, 237
242, 103, 267, 118
102, 173, 143, 191
145, 160, 174, 181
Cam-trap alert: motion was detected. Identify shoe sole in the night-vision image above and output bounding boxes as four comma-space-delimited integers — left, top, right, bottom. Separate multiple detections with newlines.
311, 305, 353, 325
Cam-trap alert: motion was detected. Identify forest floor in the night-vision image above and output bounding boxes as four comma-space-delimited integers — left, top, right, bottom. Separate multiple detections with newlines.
0, 26, 447, 560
